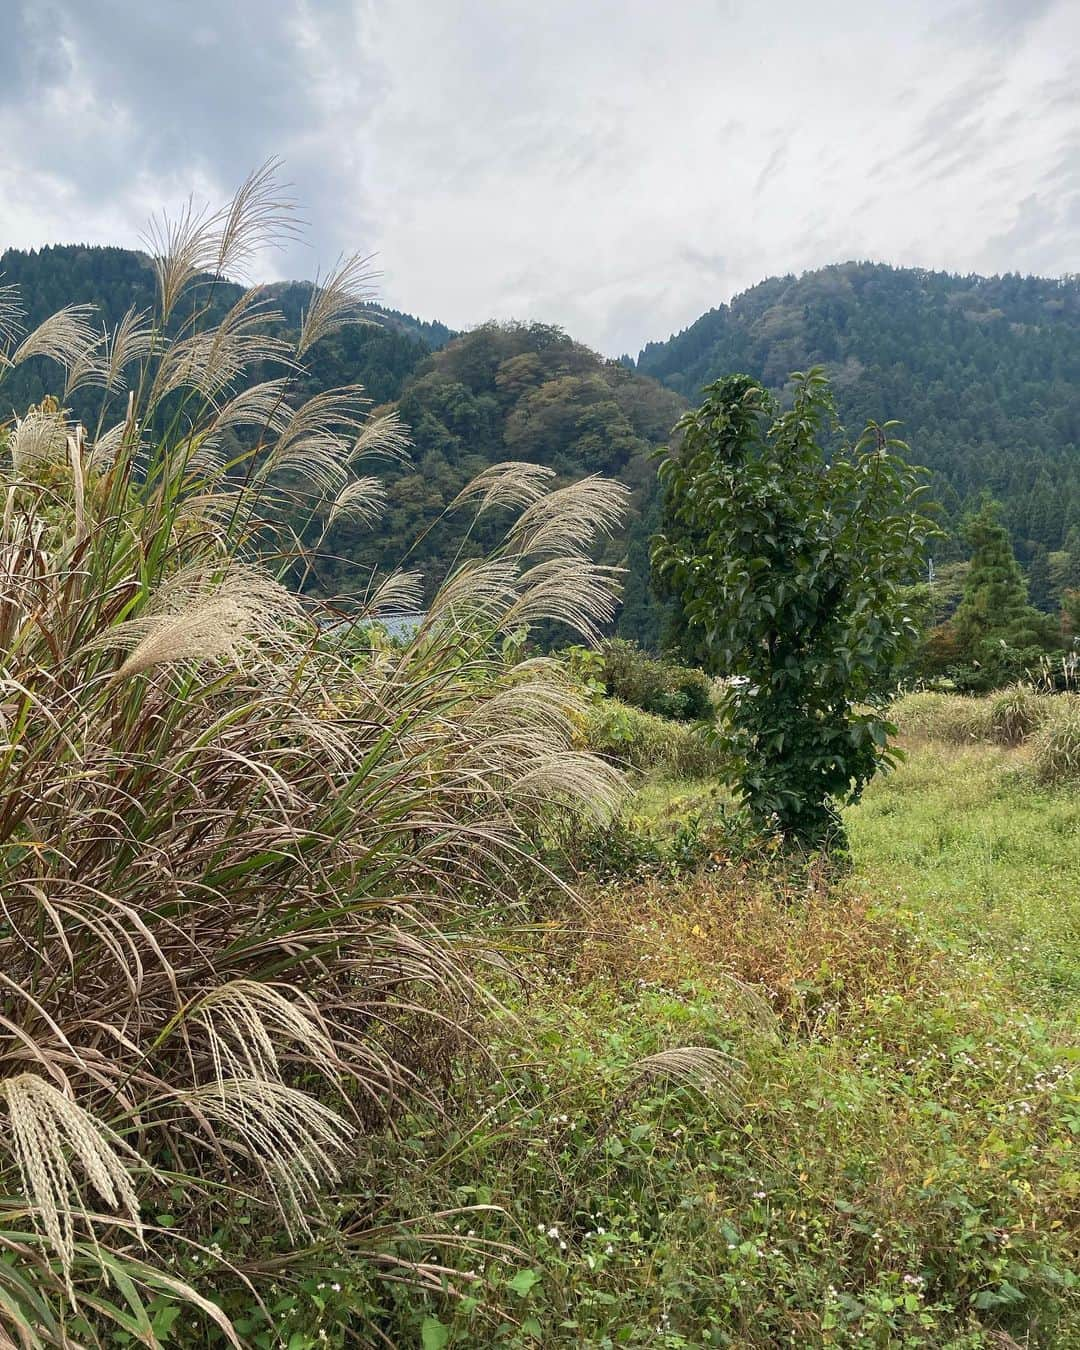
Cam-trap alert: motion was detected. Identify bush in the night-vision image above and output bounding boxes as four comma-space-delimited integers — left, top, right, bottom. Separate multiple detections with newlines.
583, 699, 727, 779
1031, 698, 1080, 785
573, 638, 714, 722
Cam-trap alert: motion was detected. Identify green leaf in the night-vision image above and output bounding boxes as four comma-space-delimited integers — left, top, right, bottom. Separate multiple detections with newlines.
421, 1316, 450, 1349
507, 1268, 542, 1298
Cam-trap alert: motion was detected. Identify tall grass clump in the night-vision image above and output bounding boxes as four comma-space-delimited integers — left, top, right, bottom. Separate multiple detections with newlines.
569, 638, 715, 721
1030, 697, 1080, 785
0, 165, 627, 1343
891, 691, 994, 744
583, 698, 728, 779
989, 682, 1053, 745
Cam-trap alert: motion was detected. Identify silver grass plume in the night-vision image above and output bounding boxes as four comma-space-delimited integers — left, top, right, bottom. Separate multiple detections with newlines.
255, 386, 373, 496
101, 307, 156, 390
88, 564, 308, 680
504, 557, 622, 642
425, 559, 521, 633
7, 305, 100, 371
507, 750, 624, 823
184, 1079, 352, 1228
0, 281, 24, 349
63, 328, 110, 398
154, 289, 293, 402
463, 667, 587, 740
296, 252, 379, 359
7, 407, 69, 477
509, 475, 630, 557
357, 568, 425, 618
627, 1046, 746, 1100
208, 378, 293, 437
0, 1073, 143, 1284
211, 159, 300, 282
144, 160, 298, 320
350, 409, 412, 464
188, 980, 339, 1086
450, 461, 555, 516
326, 476, 386, 529
87, 420, 134, 474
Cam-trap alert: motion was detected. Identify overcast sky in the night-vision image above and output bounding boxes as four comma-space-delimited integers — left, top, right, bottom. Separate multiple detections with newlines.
1, 0, 1076, 355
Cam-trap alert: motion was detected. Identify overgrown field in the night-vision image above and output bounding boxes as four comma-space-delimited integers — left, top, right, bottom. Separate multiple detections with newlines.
304, 728, 1078, 1349
2, 172, 1076, 1349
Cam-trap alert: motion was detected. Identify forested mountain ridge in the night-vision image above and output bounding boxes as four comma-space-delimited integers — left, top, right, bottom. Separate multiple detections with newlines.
0, 243, 451, 408
4, 246, 1079, 636
637, 262, 1080, 561
0, 245, 681, 641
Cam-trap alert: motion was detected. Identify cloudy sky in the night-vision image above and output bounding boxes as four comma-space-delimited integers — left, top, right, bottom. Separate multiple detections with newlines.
1, 0, 1076, 355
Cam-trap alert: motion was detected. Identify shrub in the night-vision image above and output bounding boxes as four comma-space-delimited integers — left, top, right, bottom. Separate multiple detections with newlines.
0, 169, 627, 1342
583, 699, 727, 779
652, 368, 936, 847
573, 638, 714, 722
891, 691, 995, 744
1030, 698, 1080, 785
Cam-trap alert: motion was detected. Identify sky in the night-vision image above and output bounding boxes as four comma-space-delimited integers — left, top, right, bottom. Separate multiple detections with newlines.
1, 0, 1077, 356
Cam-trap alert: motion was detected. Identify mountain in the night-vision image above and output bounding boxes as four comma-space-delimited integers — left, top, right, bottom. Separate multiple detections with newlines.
0, 244, 680, 643
0, 244, 451, 410
637, 262, 1080, 562
4, 246, 1079, 639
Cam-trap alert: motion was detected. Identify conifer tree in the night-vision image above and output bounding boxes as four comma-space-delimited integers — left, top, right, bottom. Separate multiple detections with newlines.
1027, 544, 1056, 613
952, 502, 1059, 685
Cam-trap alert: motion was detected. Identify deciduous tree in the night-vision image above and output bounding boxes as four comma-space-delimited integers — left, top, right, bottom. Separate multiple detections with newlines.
652, 368, 935, 848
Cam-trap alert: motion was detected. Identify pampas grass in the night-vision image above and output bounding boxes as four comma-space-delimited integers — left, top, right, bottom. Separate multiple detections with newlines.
0, 166, 627, 1344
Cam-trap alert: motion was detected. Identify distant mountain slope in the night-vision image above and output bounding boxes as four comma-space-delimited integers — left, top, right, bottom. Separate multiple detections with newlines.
0, 245, 679, 642
0, 244, 451, 408
637, 263, 1080, 558
6, 246, 1078, 635
316, 321, 686, 645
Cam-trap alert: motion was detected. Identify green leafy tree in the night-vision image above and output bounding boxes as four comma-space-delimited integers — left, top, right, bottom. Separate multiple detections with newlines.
652, 368, 935, 848
952, 501, 1060, 687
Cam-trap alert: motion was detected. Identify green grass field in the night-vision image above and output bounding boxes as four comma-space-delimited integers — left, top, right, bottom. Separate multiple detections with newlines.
850, 742, 1080, 1015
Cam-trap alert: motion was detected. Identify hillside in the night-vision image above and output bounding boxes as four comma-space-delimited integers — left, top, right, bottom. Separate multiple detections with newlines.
315, 321, 686, 645
0, 244, 451, 409
5, 247, 1080, 630
637, 263, 1080, 561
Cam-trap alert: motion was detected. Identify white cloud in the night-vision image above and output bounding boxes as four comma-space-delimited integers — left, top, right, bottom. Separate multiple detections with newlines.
1, 0, 1076, 354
